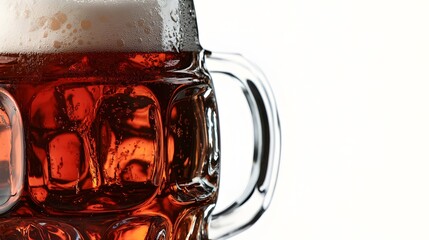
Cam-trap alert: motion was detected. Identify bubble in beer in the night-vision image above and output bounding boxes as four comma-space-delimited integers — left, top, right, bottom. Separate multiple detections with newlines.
53, 41, 62, 49
49, 12, 68, 31
80, 20, 92, 30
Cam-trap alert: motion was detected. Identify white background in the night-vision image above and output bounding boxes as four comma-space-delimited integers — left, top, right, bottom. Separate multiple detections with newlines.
195, 0, 429, 239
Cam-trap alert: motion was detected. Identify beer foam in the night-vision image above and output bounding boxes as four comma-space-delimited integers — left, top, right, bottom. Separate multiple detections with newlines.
0, 0, 200, 53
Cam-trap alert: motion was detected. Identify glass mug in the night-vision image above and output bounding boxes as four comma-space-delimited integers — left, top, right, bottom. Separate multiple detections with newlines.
0, 0, 281, 239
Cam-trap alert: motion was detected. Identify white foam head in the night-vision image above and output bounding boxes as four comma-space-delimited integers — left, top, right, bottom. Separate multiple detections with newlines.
0, 0, 201, 53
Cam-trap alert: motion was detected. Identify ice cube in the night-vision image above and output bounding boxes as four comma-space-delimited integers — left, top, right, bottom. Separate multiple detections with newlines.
99, 86, 162, 185
30, 88, 62, 129
126, 105, 152, 129
64, 87, 95, 121
48, 133, 82, 182
104, 136, 155, 184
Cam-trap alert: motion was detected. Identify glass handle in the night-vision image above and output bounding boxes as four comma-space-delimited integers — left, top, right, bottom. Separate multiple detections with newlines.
205, 52, 282, 240
0, 88, 24, 214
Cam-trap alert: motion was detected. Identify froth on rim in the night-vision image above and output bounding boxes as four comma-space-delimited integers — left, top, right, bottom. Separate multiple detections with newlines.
0, 0, 201, 53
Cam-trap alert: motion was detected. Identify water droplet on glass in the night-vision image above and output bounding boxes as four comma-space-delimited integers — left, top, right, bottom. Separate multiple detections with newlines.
170, 9, 179, 22
189, 9, 196, 18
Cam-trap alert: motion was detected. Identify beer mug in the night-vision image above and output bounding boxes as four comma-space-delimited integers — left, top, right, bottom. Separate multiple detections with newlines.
0, 0, 281, 239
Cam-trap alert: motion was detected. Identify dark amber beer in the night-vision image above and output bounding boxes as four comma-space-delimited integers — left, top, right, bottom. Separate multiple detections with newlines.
0, 52, 219, 239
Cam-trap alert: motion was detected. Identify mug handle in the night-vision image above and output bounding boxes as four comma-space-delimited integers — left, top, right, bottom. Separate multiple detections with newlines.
205, 52, 282, 240
0, 88, 25, 214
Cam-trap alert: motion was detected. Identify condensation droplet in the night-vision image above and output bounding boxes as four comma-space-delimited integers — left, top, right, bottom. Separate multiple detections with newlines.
53, 41, 62, 49
190, 9, 196, 18
170, 10, 179, 22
